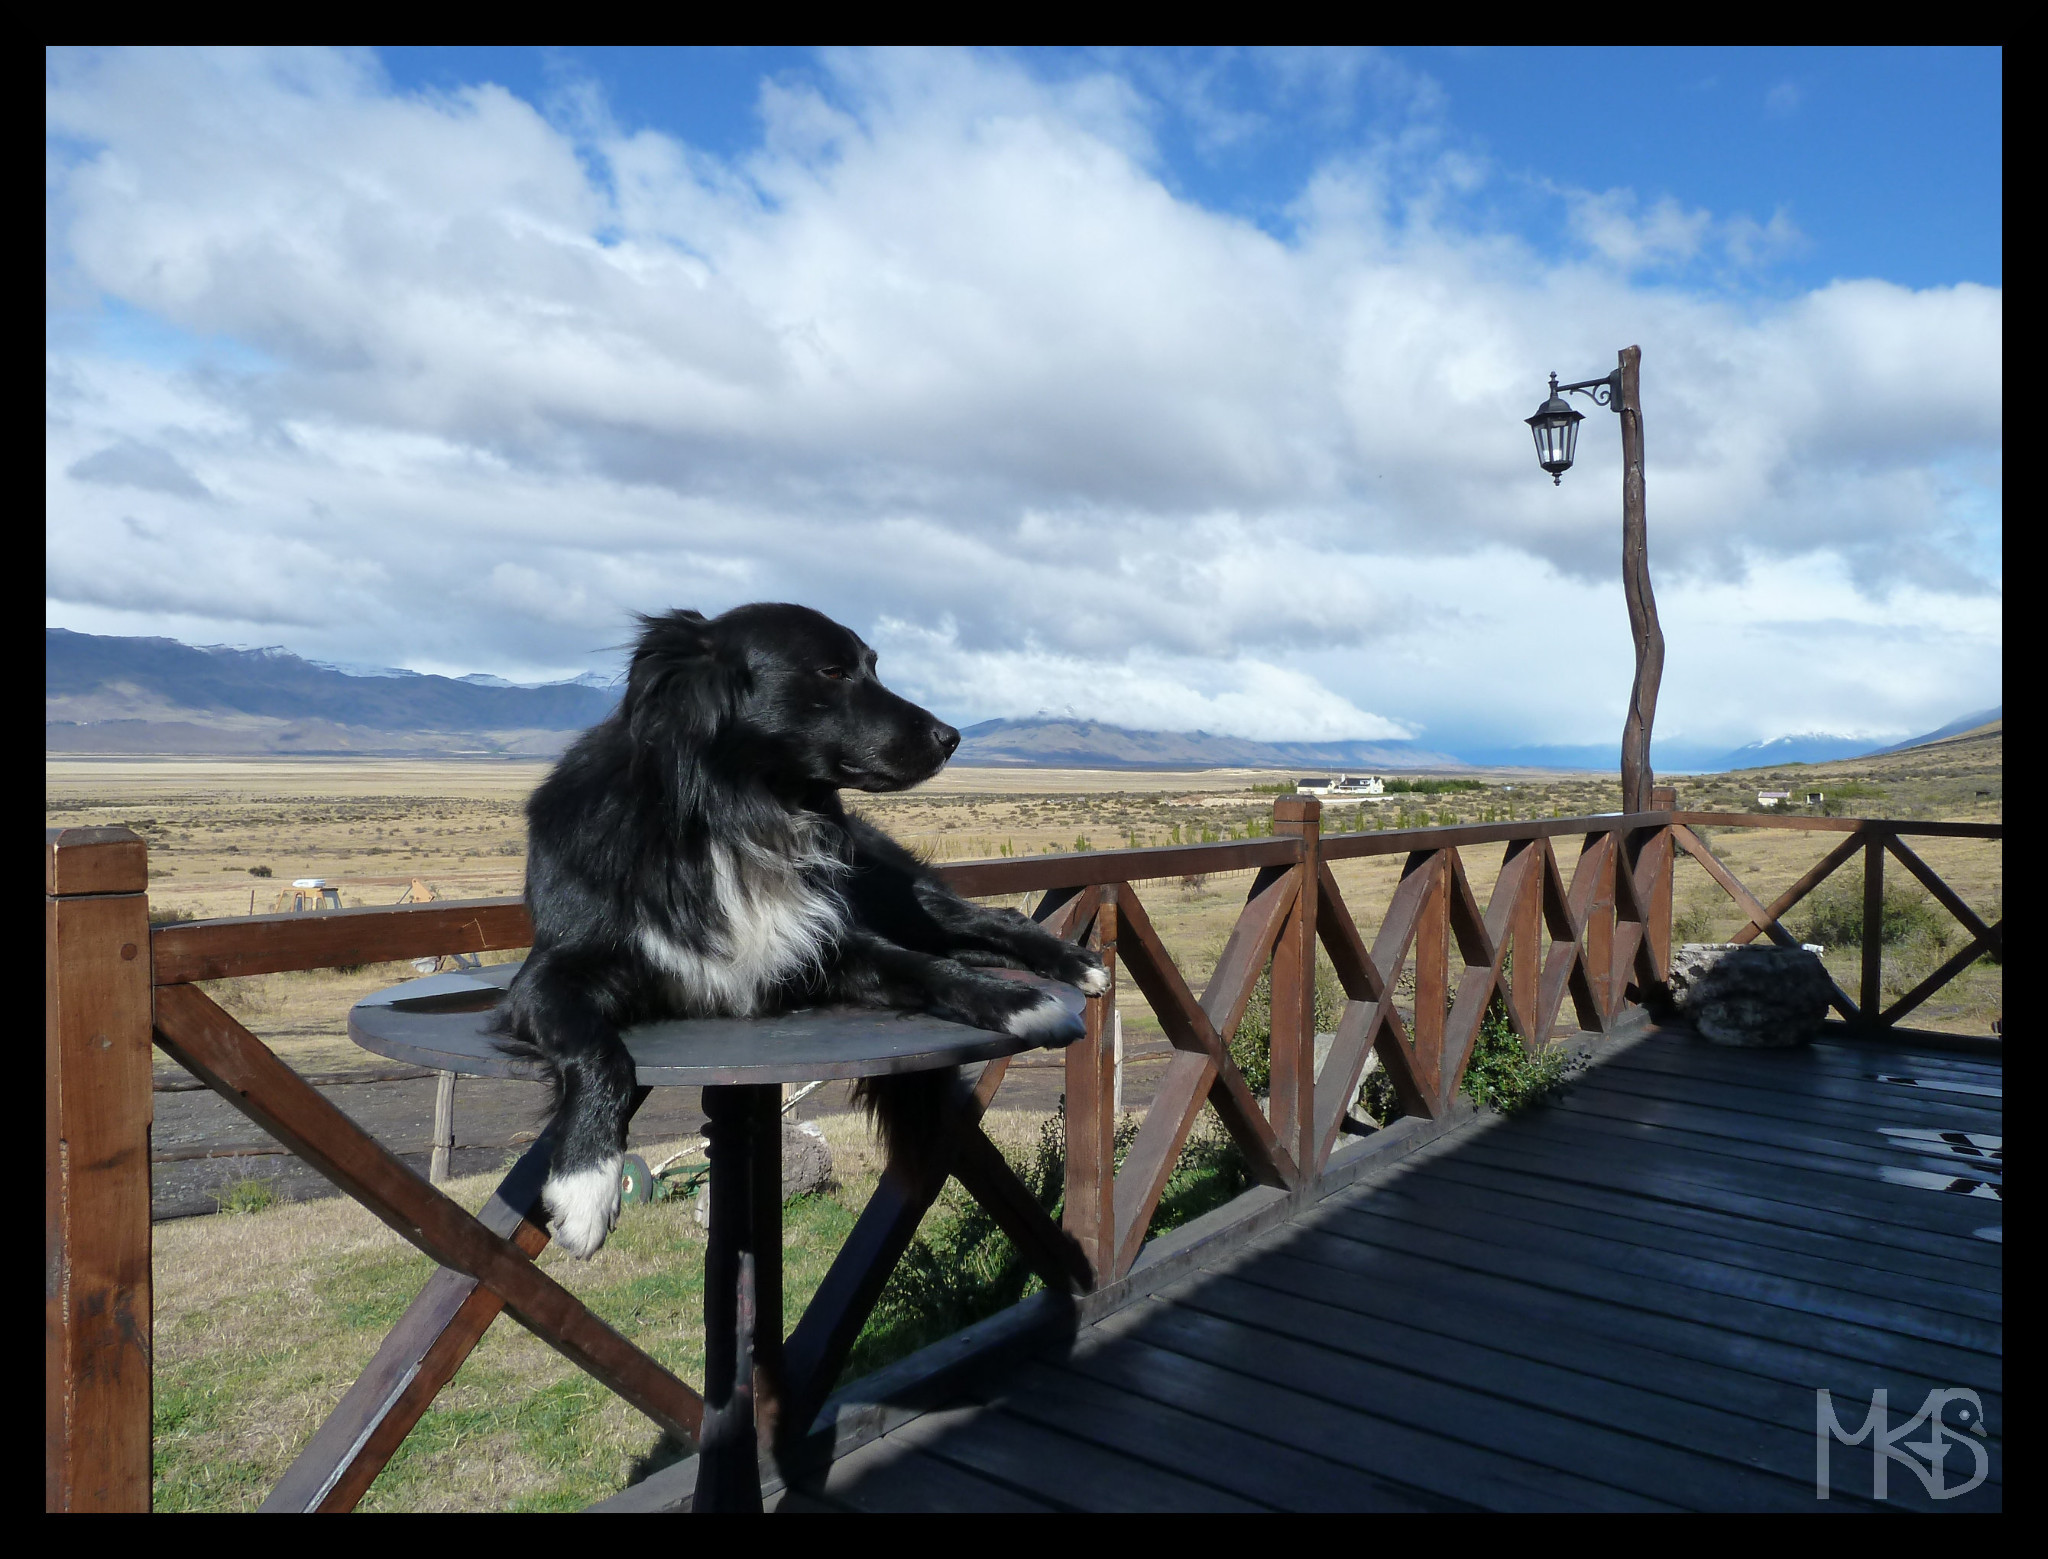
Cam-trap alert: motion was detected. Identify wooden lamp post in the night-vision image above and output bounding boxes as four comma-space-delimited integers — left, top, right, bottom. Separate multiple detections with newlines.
1527, 345, 1666, 814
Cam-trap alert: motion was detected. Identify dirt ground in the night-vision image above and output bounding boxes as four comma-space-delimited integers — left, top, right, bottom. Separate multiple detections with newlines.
48, 736, 2001, 1221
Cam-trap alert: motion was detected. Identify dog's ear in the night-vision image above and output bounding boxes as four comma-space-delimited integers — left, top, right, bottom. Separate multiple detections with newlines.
623, 609, 739, 750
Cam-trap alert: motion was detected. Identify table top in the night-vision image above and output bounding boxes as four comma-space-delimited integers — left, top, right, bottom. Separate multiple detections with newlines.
347, 960, 1087, 1086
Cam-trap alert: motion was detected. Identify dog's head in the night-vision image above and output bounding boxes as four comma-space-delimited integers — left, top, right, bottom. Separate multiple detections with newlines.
623, 603, 959, 793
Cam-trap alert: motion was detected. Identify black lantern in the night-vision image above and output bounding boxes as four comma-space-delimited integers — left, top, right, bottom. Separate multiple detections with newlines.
1527, 366, 1622, 485
1520, 347, 1663, 819
1525, 373, 1584, 485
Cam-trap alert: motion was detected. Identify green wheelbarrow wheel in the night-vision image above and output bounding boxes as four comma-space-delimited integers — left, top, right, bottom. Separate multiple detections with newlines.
619, 1152, 656, 1207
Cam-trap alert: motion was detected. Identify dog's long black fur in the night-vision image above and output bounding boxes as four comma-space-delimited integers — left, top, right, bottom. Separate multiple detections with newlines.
496, 603, 1105, 1257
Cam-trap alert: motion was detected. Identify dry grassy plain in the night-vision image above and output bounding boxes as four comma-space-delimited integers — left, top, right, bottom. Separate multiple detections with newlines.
45, 735, 2000, 1509
47, 734, 2003, 1065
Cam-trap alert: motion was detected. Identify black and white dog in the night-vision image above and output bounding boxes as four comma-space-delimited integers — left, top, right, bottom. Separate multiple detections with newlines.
498, 603, 1107, 1257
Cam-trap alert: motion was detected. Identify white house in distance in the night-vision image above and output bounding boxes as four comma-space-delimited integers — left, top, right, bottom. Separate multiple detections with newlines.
1296, 774, 1386, 797
1756, 790, 1793, 808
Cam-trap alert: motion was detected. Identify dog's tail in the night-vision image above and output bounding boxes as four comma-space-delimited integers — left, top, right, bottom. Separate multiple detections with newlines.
488, 988, 565, 1121
850, 1067, 960, 1185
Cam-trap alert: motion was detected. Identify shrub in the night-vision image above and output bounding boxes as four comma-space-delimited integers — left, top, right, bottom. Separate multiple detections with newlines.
212, 1175, 279, 1215
1671, 903, 1717, 942
1795, 870, 1946, 948
1227, 962, 1346, 1094
1459, 996, 1568, 1114
149, 905, 197, 925
247, 865, 273, 878
1384, 778, 1486, 796
845, 1107, 1252, 1384
1360, 1063, 1402, 1126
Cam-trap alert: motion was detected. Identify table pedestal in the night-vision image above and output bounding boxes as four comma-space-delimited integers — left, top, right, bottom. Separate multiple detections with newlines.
695, 1083, 785, 1513
342, 964, 1085, 1513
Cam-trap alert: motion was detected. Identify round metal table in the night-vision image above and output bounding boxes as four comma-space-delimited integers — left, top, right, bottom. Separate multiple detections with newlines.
348, 959, 1085, 1512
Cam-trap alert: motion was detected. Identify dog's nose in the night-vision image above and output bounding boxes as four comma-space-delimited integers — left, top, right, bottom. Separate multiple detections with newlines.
932, 722, 960, 758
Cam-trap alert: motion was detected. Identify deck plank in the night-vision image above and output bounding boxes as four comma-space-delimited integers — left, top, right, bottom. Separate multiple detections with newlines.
1576, 1056, 2002, 1134
1504, 1109, 2000, 1235
1297, 1204, 1999, 1380
1550, 1085, 2006, 1183
1165, 1270, 1965, 1509
773, 1026, 2000, 1512
1429, 1132, 2004, 1288
887, 1397, 1264, 1512
1051, 1319, 1620, 1511
1406, 1149, 2003, 1312
804, 1421, 1055, 1514
1433, 1123, 2002, 1270
990, 1358, 1444, 1512
1328, 1176, 2002, 1353
1226, 1233, 2001, 1433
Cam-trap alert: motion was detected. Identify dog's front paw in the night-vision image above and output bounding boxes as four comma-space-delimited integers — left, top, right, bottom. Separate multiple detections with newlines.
542, 1155, 624, 1259
1002, 988, 1082, 1040
1057, 947, 1110, 996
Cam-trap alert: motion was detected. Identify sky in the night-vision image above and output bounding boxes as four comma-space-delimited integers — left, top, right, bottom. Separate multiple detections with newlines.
45, 47, 2002, 762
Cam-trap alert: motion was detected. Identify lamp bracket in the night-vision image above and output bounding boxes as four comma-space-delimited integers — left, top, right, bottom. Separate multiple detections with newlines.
1555, 368, 1624, 411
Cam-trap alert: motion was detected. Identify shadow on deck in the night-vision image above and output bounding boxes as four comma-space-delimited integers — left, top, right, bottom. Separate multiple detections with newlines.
604, 1022, 2002, 1513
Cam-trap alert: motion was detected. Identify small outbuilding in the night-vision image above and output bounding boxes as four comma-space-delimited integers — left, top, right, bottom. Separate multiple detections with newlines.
272, 878, 343, 913
1296, 774, 1386, 796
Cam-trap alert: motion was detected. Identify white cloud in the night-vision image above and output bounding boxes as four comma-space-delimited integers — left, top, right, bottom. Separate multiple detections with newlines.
44, 48, 2001, 747
1765, 80, 1803, 118
1566, 189, 1714, 270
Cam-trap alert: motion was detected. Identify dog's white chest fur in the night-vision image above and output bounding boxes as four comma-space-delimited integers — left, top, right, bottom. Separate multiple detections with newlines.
636, 836, 845, 1016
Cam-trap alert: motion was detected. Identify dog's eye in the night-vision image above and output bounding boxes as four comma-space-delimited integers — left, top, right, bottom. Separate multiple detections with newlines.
819, 666, 849, 682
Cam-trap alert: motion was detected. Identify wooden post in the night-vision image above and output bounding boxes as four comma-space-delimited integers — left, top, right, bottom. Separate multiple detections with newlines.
46, 826, 155, 1512
1062, 887, 1118, 1283
1584, 833, 1617, 1024
1510, 844, 1541, 1048
1410, 853, 1448, 1104
697, 1083, 773, 1513
1645, 790, 1677, 984
1268, 798, 1320, 1179
1640, 828, 1674, 985
1861, 834, 1885, 1025
1112, 1010, 1123, 1115
1618, 345, 1665, 815
429, 1070, 455, 1185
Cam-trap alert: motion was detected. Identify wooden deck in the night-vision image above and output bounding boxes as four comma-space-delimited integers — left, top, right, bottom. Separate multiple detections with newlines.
759, 1024, 2002, 1512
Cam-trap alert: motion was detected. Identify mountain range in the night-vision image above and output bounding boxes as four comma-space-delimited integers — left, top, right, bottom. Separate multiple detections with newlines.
45, 629, 1996, 772
46, 629, 617, 757
954, 717, 1463, 771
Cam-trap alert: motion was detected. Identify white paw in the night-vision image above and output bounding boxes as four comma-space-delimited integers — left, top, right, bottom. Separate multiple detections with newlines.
542, 1156, 624, 1259
1074, 964, 1110, 996
1003, 990, 1076, 1040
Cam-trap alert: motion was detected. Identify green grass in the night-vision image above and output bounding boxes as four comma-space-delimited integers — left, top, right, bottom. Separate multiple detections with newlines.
156, 1116, 1246, 1513
210, 1174, 282, 1216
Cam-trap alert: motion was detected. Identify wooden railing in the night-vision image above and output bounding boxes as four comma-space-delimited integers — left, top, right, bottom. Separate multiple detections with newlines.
45, 801, 2000, 1510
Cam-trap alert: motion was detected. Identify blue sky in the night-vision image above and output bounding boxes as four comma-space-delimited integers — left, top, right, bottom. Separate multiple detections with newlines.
46, 48, 2001, 760
374, 46, 2002, 293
